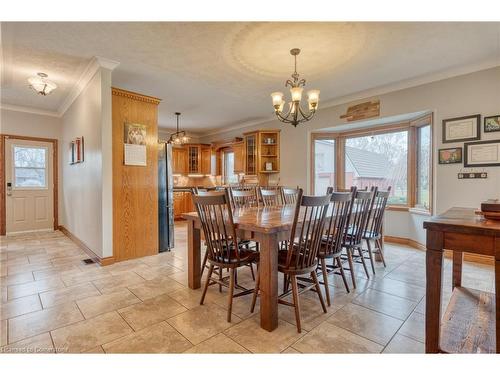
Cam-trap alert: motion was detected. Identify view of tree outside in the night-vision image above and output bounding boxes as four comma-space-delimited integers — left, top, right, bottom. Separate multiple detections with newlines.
14, 146, 47, 188
416, 125, 431, 209
346, 131, 408, 204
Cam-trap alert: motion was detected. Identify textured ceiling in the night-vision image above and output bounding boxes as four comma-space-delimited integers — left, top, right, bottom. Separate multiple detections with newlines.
1, 22, 499, 133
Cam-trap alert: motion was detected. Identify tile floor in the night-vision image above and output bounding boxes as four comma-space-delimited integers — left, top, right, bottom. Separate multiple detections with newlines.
0, 222, 495, 354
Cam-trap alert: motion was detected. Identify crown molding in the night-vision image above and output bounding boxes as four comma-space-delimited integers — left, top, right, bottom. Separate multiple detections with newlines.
0, 103, 60, 117
57, 56, 120, 116
200, 59, 500, 138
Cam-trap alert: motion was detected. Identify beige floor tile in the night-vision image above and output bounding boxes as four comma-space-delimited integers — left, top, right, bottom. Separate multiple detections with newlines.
103, 321, 192, 353
32, 265, 82, 281
167, 285, 218, 309
167, 303, 241, 345
328, 303, 403, 345
369, 278, 426, 302
398, 311, 425, 343
76, 289, 140, 319
127, 276, 184, 301
7, 276, 65, 300
133, 264, 181, 280
118, 293, 187, 331
105, 259, 152, 276
281, 346, 301, 353
1, 294, 42, 320
383, 333, 424, 353
0, 272, 34, 286
1, 319, 7, 346
184, 332, 249, 353
1, 256, 29, 267
225, 315, 304, 353
7, 262, 53, 276
0, 332, 55, 353
212, 292, 259, 320
8, 302, 84, 343
352, 289, 417, 320
51, 311, 133, 353
91, 272, 145, 294
292, 321, 383, 353
84, 346, 105, 353
39, 282, 101, 308
60, 267, 112, 286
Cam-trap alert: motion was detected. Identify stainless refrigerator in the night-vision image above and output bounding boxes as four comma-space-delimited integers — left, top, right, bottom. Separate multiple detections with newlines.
158, 142, 174, 252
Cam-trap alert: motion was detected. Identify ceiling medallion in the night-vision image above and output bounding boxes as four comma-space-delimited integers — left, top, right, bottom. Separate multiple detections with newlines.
168, 112, 190, 145
28, 72, 57, 96
271, 48, 320, 127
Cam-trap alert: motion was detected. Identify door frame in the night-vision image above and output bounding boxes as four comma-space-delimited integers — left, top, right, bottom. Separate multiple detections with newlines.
0, 134, 58, 235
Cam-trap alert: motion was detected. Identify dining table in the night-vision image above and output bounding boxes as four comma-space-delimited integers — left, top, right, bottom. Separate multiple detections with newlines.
183, 204, 319, 332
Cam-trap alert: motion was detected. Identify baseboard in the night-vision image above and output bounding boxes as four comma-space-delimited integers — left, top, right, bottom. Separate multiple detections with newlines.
58, 225, 115, 266
383, 235, 494, 266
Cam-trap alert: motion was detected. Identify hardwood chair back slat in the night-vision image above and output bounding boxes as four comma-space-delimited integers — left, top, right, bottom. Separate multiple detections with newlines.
366, 186, 391, 237
192, 191, 241, 264
230, 186, 259, 208
281, 187, 300, 205
259, 186, 282, 207
322, 191, 353, 257
344, 188, 376, 246
282, 190, 331, 272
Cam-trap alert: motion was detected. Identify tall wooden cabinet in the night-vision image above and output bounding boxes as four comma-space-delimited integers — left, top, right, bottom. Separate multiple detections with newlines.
172, 147, 187, 174
243, 130, 280, 185
233, 141, 244, 173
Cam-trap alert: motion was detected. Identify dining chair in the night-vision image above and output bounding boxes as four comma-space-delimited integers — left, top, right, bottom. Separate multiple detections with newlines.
229, 186, 259, 209
317, 189, 354, 303
362, 186, 391, 273
342, 187, 376, 288
194, 190, 258, 322
251, 189, 331, 333
259, 186, 282, 207
281, 186, 300, 205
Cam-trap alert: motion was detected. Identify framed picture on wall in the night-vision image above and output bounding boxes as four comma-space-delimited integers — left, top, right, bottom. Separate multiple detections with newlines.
464, 140, 500, 167
484, 115, 500, 133
438, 147, 462, 164
442, 114, 480, 143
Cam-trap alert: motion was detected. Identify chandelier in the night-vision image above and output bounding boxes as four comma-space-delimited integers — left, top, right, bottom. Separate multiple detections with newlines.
168, 112, 190, 144
271, 49, 320, 127
28, 72, 57, 96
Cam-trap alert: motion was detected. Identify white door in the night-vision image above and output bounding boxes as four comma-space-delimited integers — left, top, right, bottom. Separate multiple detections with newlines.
5, 138, 54, 234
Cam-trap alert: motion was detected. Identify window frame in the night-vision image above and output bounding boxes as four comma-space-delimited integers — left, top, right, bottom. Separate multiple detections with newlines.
310, 114, 433, 213
12, 144, 49, 190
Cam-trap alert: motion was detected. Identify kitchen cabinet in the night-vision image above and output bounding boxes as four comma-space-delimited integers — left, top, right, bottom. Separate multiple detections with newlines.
172, 147, 187, 175
233, 141, 244, 173
243, 130, 280, 185
187, 145, 200, 174
201, 147, 212, 175
173, 191, 195, 220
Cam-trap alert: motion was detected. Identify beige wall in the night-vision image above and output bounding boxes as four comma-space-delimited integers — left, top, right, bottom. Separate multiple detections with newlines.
61, 68, 113, 258
201, 66, 500, 244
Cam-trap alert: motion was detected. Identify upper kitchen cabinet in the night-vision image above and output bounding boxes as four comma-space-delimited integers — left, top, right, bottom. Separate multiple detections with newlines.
184, 144, 212, 175
233, 141, 244, 173
201, 146, 212, 175
243, 130, 280, 184
172, 146, 187, 175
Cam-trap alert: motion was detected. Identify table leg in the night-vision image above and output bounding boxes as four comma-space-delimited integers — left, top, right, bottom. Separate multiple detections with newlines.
187, 220, 201, 289
257, 232, 279, 332
452, 251, 463, 289
425, 229, 444, 353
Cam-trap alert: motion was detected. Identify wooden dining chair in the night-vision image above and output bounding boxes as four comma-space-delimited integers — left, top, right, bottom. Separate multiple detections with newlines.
251, 189, 331, 333
259, 186, 282, 207
194, 191, 258, 322
281, 187, 300, 205
229, 186, 259, 209
317, 189, 354, 303
342, 187, 376, 288
362, 187, 391, 273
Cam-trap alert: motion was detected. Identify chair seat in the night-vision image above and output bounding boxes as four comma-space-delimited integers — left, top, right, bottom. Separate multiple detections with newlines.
277, 249, 317, 275
207, 245, 258, 267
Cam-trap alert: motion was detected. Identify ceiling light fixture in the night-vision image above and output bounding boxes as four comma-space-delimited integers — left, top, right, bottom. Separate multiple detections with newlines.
28, 72, 57, 96
168, 112, 190, 145
271, 48, 320, 127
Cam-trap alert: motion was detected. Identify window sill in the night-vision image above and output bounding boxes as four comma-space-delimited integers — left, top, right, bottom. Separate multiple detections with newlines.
408, 207, 432, 216
386, 206, 409, 212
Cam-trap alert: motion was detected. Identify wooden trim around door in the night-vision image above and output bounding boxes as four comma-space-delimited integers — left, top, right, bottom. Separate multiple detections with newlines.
0, 134, 58, 235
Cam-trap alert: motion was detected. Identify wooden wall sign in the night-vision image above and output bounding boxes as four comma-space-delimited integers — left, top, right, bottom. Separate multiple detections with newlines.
340, 100, 380, 122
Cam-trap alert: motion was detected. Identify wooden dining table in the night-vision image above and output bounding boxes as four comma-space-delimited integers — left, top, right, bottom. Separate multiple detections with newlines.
182, 204, 311, 332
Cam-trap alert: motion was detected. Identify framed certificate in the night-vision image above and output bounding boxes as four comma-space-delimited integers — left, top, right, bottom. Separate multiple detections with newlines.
442, 114, 480, 143
464, 140, 500, 167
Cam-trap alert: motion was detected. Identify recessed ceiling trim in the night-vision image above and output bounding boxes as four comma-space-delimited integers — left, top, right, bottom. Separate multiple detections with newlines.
0, 103, 60, 117
202, 58, 500, 137
57, 56, 120, 116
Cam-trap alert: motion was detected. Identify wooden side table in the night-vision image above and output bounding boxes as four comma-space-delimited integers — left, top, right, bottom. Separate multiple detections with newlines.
423, 207, 500, 353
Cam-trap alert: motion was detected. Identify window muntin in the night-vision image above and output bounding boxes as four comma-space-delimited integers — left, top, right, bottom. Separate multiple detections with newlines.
345, 131, 408, 205
314, 139, 335, 195
13, 146, 47, 188
416, 125, 431, 210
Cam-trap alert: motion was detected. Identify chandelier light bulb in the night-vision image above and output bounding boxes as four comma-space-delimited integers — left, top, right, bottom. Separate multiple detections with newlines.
271, 92, 284, 109
307, 90, 320, 106
290, 87, 303, 102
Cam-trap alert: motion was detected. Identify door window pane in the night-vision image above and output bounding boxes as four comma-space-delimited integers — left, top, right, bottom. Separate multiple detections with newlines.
14, 146, 47, 188
314, 139, 335, 195
416, 125, 431, 209
223, 151, 237, 184
345, 131, 408, 204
